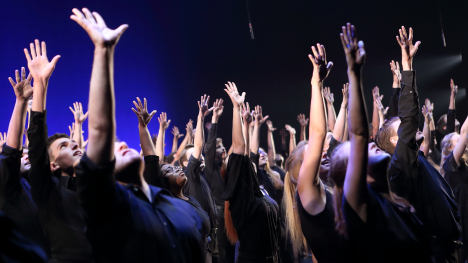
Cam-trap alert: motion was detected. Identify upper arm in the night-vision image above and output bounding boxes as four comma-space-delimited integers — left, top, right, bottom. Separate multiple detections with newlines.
0, 147, 22, 198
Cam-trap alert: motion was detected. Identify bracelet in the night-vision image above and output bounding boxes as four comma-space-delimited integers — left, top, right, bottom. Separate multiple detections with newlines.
341, 105, 347, 108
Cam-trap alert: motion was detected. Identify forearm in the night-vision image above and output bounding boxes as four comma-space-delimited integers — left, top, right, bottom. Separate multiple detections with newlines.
232, 106, 245, 155
87, 47, 116, 164
449, 93, 455, 110
73, 122, 83, 148
378, 110, 385, 129
171, 136, 178, 153
243, 122, 251, 156
140, 125, 157, 156
453, 133, 467, 165
420, 119, 430, 156
7, 100, 28, 150
250, 123, 260, 154
327, 103, 336, 132
267, 131, 276, 166
288, 132, 296, 155
343, 111, 349, 141
300, 125, 306, 141
372, 105, 379, 139
333, 104, 347, 142
192, 114, 205, 159
174, 136, 188, 161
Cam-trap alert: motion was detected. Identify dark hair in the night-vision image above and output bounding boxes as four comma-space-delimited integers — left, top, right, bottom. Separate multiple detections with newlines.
375, 117, 399, 155
179, 144, 194, 169
275, 154, 284, 167
167, 152, 176, 164
437, 114, 447, 134
328, 142, 349, 237
47, 133, 69, 150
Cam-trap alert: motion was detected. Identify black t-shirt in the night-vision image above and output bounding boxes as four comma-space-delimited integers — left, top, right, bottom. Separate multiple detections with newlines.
183, 196, 211, 261
296, 189, 353, 262
343, 187, 433, 263
222, 154, 279, 262
203, 123, 226, 207
271, 166, 286, 182
443, 152, 468, 245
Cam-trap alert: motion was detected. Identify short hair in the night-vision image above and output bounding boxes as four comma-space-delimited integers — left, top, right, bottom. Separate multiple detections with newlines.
179, 144, 194, 169
167, 152, 176, 164
47, 133, 69, 160
437, 114, 447, 134
375, 117, 400, 155
216, 138, 223, 146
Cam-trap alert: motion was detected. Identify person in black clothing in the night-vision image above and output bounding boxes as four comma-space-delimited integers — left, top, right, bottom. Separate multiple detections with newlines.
266, 120, 286, 181
222, 81, 279, 263
296, 43, 353, 263
178, 95, 219, 261
24, 38, 94, 262
332, 23, 433, 263
0, 67, 49, 259
204, 98, 238, 263
442, 116, 468, 261
68, 7, 204, 263
375, 25, 461, 263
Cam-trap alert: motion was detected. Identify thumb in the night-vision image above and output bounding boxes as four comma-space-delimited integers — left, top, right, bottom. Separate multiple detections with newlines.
115, 24, 129, 37
50, 55, 61, 67
241, 92, 246, 100
327, 61, 333, 70
414, 41, 421, 49
358, 41, 365, 56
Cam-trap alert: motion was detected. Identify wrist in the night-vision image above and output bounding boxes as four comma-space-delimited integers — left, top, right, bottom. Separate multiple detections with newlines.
341, 104, 347, 108
392, 82, 400, 88
211, 116, 218, 124
401, 59, 412, 71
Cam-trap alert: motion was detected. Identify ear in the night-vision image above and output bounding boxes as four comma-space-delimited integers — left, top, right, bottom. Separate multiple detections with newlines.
443, 126, 446, 130
50, 162, 60, 172
183, 160, 189, 167
390, 135, 399, 146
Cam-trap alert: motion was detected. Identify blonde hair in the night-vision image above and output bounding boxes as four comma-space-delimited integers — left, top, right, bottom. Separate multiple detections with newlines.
440, 132, 468, 175
282, 141, 308, 256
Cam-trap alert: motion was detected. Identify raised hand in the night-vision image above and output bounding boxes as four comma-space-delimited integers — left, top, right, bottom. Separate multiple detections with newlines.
9, 67, 33, 102
212, 98, 224, 119
69, 102, 89, 124
172, 126, 184, 140
375, 96, 388, 117
372, 86, 380, 101
297, 114, 309, 126
425, 98, 434, 113
224, 81, 245, 107
132, 97, 156, 127
69, 123, 75, 139
70, 8, 128, 48
186, 119, 194, 135
253, 105, 269, 125
342, 83, 349, 107
241, 102, 253, 125
450, 79, 458, 97
396, 26, 421, 70
266, 120, 277, 132
0, 132, 7, 146
421, 105, 432, 122
280, 128, 288, 138
390, 60, 401, 84
198, 94, 213, 118
158, 112, 171, 130
285, 125, 296, 135
323, 87, 334, 104
24, 40, 60, 86
340, 23, 365, 70
309, 44, 333, 84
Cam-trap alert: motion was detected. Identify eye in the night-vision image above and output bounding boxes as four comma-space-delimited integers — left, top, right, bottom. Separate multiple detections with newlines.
60, 145, 67, 150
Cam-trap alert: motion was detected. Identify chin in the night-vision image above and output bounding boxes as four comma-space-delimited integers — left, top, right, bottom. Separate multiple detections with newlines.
368, 154, 391, 176
114, 155, 143, 183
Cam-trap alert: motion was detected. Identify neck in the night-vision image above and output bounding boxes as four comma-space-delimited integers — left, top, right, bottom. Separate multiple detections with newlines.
170, 186, 187, 200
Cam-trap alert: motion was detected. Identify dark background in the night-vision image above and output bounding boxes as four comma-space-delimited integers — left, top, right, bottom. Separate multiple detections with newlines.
0, 0, 466, 154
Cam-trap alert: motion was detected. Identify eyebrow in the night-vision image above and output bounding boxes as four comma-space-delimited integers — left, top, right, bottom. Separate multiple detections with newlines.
57, 141, 68, 150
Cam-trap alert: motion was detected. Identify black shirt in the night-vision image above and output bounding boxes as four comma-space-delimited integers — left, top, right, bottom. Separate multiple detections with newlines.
388, 71, 461, 242
343, 187, 433, 263
183, 196, 211, 262
184, 155, 218, 229
143, 155, 164, 188
0, 144, 49, 257
28, 110, 93, 262
296, 190, 353, 262
75, 154, 204, 263
204, 123, 226, 207
222, 153, 279, 263
443, 152, 468, 246
271, 166, 286, 182
250, 152, 282, 206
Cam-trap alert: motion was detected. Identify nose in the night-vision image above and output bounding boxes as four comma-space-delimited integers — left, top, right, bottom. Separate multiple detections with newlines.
117, 142, 129, 152
24, 155, 29, 161
71, 141, 79, 150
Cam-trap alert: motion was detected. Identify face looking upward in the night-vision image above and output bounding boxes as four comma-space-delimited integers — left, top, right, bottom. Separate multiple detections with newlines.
161, 164, 187, 188
49, 138, 83, 173
20, 149, 30, 173
114, 141, 144, 183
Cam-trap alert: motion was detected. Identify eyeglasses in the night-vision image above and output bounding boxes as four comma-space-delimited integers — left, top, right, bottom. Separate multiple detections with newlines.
164, 166, 183, 174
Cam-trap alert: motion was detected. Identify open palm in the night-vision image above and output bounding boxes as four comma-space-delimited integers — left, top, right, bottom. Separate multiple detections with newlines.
9, 67, 33, 102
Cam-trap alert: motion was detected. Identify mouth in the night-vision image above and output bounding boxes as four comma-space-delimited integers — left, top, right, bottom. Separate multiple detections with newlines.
122, 150, 132, 156
73, 151, 83, 157
321, 158, 330, 165
24, 161, 31, 166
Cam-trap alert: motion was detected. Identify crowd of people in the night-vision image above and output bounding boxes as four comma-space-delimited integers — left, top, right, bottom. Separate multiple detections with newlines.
1, 7, 467, 263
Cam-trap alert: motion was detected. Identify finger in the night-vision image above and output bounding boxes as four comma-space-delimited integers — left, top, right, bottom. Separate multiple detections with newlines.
144, 98, 147, 110
114, 24, 129, 38
340, 33, 348, 51
346, 23, 352, 47
79, 102, 83, 112
30, 43, 36, 59
69, 107, 75, 114
133, 101, 140, 111
327, 61, 333, 70
149, 110, 157, 118
401, 26, 407, 39
15, 69, 20, 84
413, 41, 421, 50
35, 40, 41, 58
21, 67, 26, 81
263, 116, 269, 121
83, 111, 89, 119
24, 49, 32, 63
311, 46, 319, 60
408, 27, 413, 41
40, 41, 47, 57
317, 43, 324, 59
132, 108, 139, 116
8, 77, 16, 88
167, 120, 171, 126
82, 8, 97, 24
92, 11, 107, 27
396, 35, 402, 47
137, 97, 143, 109
341, 26, 350, 47
50, 55, 61, 67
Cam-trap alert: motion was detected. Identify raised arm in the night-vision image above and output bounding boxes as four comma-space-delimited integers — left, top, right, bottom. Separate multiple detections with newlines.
297, 114, 309, 141
420, 105, 431, 157
174, 120, 193, 162
69, 102, 89, 149
241, 103, 253, 156
224, 82, 246, 155
341, 23, 368, 222
324, 87, 336, 132
171, 127, 184, 154
7, 68, 33, 150
132, 97, 157, 156
71, 8, 128, 164
251, 106, 269, 154
156, 112, 171, 162
333, 83, 349, 142
386, 61, 401, 120
297, 43, 333, 215
446, 79, 458, 134
266, 120, 277, 167
204, 99, 223, 175
374, 95, 387, 129
285, 125, 297, 154
192, 95, 212, 160
453, 116, 468, 166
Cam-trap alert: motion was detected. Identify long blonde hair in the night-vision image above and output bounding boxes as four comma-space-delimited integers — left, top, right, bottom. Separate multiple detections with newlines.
282, 141, 308, 256
440, 132, 468, 175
